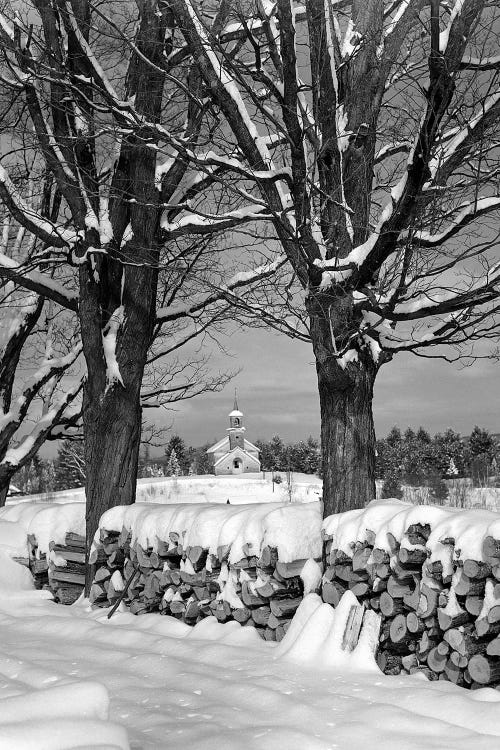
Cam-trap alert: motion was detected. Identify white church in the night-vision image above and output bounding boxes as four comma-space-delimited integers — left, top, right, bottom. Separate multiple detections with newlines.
206, 396, 261, 475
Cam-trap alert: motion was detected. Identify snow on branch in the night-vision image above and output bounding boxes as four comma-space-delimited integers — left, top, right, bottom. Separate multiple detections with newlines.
160, 204, 273, 236
0, 167, 77, 249
156, 254, 287, 323
1, 379, 82, 473
0, 252, 79, 313
406, 197, 500, 248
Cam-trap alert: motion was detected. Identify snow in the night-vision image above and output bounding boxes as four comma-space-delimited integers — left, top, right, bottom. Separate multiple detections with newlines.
12, 473, 323, 506
323, 498, 500, 564
96, 501, 323, 565
1, 504, 500, 747
102, 307, 125, 388
0, 577, 499, 749
0, 502, 85, 555
300, 558, 322, 594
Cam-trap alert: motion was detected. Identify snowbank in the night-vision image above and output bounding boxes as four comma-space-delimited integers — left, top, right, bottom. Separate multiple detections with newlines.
0, 682, 129, 750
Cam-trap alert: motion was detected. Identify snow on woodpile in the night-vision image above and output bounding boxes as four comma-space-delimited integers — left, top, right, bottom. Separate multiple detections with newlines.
0, 502, 86, 604
90, 502, 322, 640
322, 499, 500, 689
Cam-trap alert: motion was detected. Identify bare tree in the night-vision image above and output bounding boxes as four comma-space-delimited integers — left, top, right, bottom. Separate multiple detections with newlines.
158, 0, 500, 515
0, 196, 82, 505
0, 0, 286, 565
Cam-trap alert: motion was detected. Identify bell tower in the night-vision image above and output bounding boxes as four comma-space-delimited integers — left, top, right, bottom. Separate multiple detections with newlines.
227, 390, 245, 450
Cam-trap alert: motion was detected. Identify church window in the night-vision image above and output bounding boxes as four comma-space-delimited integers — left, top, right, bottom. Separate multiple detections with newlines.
234, 418, 240, 427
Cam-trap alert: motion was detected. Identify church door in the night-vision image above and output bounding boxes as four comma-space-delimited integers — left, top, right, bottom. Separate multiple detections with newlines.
233, 458, 243, 474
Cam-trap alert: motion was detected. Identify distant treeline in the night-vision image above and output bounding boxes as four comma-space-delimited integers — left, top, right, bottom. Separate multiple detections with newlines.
11, 426, 498, 494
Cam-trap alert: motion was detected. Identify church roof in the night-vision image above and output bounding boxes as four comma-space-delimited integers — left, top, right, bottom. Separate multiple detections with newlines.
228, 409, 243, 418
206, 435, 259, 454
213, 445, 261, 468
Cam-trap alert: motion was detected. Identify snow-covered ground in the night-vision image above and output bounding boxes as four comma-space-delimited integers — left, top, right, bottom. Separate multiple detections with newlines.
10, 473, 322, 507
1, 551, 500, 749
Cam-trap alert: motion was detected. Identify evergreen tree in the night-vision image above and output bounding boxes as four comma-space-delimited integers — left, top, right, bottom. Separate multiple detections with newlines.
165, 436, 189, 474
166, 449, 181, 477
469, 426, 496, 460
381, 471, 403, 500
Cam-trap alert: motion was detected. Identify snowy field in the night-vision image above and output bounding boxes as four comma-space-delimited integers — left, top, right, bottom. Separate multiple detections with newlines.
1, 549, 500, 749
10, 473, 322, 507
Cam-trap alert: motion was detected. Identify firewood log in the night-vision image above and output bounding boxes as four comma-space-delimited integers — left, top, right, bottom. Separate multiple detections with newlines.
417, 584, 439, 618
352, 546, 372, 572
475, 617, 500, 638
349, 581, 370, 598
389, 614, 413, 646
398, 547, 427, 567
258, 546, 278, 571
454, 571, 485, 597
462, 559, 491, 579
322, 581, 346, 607
185, 546, 208, 571
376, 652, 402, 675
387, 575, 414, 599
427, 646, 448, 673
437, 605, 469, 631
89, 582, 107, 605
270, 597, 302, 618
50, 546, 85, 564
444, 659, 464, 686
417, 631, 438, 660
251, 605, 271, 626
380, 591, 405, 617
486, 635, 500, 656
401, 654, 418, 671
403, 581, 421, 611
487, 605, 500, 624
407, 523, 430, 542
241, 581, 267, 607
54, 585, 82, 605
65, 532, 86, 548
371, 548, 389, 565
449, 651, 468, 669
465, 595, 483, 617
49, 571, 86, 586
406, 612, 424, 635
468, 654, 500, 685
275, 559, 309, 579
482, 537, 500, 562
233, 606, 252, 624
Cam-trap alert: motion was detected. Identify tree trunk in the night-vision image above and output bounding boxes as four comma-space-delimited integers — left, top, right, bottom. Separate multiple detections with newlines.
308, 291, 377, 518
0, 481, 8, 508
79, 254, 158, 592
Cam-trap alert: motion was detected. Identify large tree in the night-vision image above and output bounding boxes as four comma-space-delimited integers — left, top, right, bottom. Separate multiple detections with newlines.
0, 0, 287, 555
161, 0, 500, 515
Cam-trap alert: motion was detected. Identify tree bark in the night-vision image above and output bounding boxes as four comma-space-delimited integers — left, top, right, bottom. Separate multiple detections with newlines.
0, 482, 8, 508
80, 253, 158, 591
308, 291, 377, 517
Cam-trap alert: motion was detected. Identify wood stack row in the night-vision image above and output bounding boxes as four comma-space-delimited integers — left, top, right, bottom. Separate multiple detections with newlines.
23, 532, 87, 604
47, 532, 87, 604
322, 525, 500, 689
89, 526, 317, 641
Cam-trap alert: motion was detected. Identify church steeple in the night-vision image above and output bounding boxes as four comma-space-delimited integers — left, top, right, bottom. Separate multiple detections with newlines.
228, 391, 245, 449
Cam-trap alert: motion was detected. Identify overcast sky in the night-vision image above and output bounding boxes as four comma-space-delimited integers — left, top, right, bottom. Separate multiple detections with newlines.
157, 327, 500, 451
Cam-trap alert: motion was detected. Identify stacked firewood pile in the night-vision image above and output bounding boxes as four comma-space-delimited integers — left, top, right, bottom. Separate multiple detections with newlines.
322, 517, 500, 689
89, 525, 320, 641
25, 532, 86, 604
